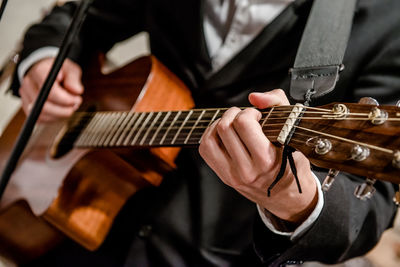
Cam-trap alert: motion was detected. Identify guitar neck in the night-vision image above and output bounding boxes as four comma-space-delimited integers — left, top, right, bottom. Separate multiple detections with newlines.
72, 107, 286, 148
73, 108, 228, 148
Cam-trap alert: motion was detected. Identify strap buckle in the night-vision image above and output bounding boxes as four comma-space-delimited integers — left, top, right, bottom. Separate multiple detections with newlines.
289, 65, 343, 102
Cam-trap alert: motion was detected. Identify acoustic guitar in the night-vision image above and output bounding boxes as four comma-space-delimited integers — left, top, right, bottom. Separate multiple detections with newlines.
0, 55, 399, 263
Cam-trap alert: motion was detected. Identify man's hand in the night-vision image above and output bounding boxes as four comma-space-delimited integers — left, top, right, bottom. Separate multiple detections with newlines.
199, 89, 318, 224
19, 58, 84, 123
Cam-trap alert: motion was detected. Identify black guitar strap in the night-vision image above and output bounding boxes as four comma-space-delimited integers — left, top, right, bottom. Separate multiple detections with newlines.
268, 0, 358, 196
290, 0, 357, 102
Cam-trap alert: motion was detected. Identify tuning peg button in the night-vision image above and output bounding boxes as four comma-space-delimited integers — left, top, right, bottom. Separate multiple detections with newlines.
351, 145, 370, 161
315, 138, 332, 155
359, 97, 379, 106
354, 178, 376, 200
368, 107, 388, 125
322, 169, 339, 192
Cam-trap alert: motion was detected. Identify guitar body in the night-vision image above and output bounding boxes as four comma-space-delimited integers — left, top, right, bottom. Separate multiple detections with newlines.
0, 55, 194, 263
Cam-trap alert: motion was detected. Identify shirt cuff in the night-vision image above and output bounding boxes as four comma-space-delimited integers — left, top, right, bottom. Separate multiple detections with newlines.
18, 46, 59, 82
257, 172, 324, 240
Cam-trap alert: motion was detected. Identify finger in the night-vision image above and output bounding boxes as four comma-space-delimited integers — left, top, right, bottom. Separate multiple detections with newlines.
248, 89, 290, 109
216, 107, 253, 171
47, 83, 83, 107
19, 82, 36, 115
20, 89, 33, 116
62, 60, 84, 95
199, 119, 234, 183
20, 76, 37, 103
40, 100, 78, 120
233, 108, 276, 166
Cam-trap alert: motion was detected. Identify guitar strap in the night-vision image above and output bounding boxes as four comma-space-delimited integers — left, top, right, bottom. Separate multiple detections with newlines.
268, 0, 358, 196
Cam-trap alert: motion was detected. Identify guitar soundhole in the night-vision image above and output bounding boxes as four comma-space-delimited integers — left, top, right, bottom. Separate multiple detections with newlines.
50, 105, 96, 159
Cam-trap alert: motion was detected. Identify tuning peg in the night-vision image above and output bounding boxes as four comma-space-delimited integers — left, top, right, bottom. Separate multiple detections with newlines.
359, 97, 379, 105
354, 178, 376, 200
322, 169, 339, 192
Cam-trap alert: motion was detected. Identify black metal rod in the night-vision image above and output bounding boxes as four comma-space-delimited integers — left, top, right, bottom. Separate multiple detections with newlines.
0, 0, 8, 22
0, 0, 94, 200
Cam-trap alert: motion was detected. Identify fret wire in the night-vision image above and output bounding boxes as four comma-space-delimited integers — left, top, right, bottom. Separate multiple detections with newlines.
147, 112, 176, 145
140, 112, 162, 145
160, 111, 181, 145
150, 111, 171, 145
94, 113, 114, 147
172, 110, 193, 145
88, 113, 108, 146
75, 113, 100, 146
102, 112, 124, 146
124, 112, 146, 146
97, 113, 119, 146
131, 112, 154, 145
261, 107, 274, 128
116, 112, 138, 146
199, 109, 221, 144
185, 110, 205, 144
78, 112, 101, 146
93, 113, 110, 146
110, 112, 131, 146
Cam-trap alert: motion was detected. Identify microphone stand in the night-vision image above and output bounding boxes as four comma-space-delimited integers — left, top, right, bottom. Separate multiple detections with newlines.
0, 0, 94, 200
0, 0, 8, 22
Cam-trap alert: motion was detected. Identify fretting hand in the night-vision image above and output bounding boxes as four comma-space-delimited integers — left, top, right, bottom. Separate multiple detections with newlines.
199, 89, 318, 224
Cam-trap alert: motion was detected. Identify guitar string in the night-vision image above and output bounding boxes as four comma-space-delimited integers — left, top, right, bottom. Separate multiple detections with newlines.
64, 109, 396, 129
61, 115, 397, 140
62, 120, 396, 156
292, 125, 393, 154
64, 107, 400, 130
64, 108, 395, 153
64, 107, 370, 119
62, 112, 400, 137
57, 107, 398, 152
73, 129, 395, 159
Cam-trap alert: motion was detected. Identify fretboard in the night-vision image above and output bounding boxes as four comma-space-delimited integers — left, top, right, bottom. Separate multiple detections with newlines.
74, 109, 223, 148
70, 107, 287, 149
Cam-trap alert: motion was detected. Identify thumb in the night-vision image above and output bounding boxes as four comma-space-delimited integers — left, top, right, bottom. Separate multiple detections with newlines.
248, 89, 290, 109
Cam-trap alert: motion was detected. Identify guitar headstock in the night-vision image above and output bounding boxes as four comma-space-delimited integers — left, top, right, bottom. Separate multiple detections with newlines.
285, 102, 400, 184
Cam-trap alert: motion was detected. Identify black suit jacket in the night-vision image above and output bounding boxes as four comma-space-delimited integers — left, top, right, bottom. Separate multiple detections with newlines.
12, 0, 400, 266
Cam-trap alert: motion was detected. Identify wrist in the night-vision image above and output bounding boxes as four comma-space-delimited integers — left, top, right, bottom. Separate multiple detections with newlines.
262, 153, 318, 223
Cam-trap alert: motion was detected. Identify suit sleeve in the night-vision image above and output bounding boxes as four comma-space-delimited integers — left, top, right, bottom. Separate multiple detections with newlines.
10, 0, 147, 94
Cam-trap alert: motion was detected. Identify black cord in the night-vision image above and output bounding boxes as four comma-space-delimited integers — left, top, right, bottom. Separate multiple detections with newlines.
0, 0, 8, 22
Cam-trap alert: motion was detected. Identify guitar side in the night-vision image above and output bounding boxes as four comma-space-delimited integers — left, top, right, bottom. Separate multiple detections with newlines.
0, 55, 194, 263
